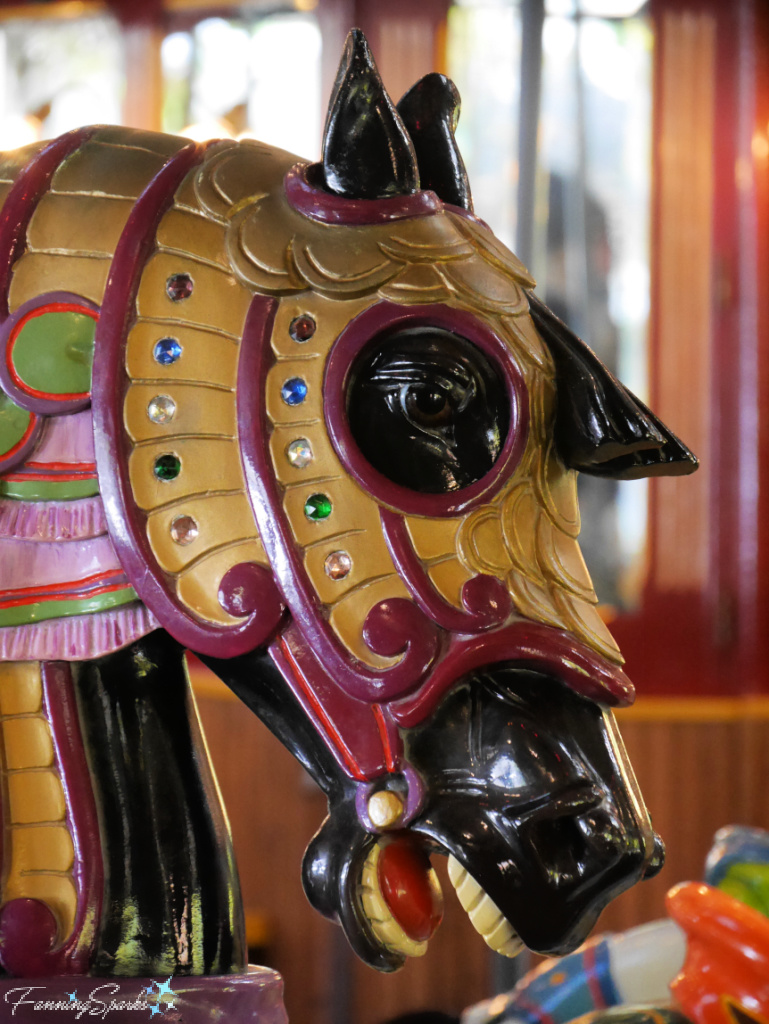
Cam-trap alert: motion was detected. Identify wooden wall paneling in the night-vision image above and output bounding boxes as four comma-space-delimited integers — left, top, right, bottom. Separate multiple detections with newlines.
597, 704, 769, 937
617, 0, 769, 697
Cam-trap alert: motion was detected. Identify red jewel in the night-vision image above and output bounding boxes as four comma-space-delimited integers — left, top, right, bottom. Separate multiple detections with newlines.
289, 314, 316, 342
166, 273, 194, 301
377, 834, 444, 942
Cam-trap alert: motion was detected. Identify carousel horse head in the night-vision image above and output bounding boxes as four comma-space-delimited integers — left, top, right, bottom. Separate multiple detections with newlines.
0, 29, 696, 978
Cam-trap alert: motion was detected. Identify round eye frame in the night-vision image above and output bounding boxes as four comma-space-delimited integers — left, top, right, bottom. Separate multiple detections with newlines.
324, 301, 529, 518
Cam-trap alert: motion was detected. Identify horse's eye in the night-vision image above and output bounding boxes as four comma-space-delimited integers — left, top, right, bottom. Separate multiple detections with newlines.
346, 326, 510, 494
402, 385, 452, 428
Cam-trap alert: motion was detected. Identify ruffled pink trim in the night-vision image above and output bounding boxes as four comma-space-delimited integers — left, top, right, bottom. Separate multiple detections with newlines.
0, 497, 107, 541
0, 604, 160, 661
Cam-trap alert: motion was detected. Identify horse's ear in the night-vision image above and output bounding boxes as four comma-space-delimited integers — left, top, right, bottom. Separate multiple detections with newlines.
397, 73, 473, 211
528, 293, 699, 479
321, 28, 419, 199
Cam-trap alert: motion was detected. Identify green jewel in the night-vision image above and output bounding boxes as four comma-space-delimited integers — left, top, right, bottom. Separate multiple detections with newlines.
304, 493, 332, 521
154, 453, 181, 481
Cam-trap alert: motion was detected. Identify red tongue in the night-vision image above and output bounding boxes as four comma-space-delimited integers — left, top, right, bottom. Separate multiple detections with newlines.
377, 835, 444, 942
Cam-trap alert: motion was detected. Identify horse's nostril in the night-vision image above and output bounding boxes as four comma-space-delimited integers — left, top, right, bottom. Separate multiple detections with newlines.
643, 832, 666, 879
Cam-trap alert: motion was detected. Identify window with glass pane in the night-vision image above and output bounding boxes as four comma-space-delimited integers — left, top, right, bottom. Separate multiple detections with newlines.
0, 15, 124, 148
162, 11, 321, 158
449, 0, 651, 613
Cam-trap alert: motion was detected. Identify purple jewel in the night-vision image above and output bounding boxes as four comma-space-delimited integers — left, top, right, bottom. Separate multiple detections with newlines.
166, 273, 194, 302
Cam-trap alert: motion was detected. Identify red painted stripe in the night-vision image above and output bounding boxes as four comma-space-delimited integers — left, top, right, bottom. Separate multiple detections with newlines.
0, 567, 125, 600
25, 461, 97, 471
0, 581, 131, 610
278, 635, 367, 781
372, 704, 397, 772
3, 471, 97, 482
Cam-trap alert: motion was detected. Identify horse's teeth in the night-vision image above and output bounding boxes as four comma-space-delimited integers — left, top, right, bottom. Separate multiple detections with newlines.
447, 854, 524, 958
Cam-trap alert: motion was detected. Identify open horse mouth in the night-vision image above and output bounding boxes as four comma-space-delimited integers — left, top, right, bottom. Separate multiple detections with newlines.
300, 661, 664, 972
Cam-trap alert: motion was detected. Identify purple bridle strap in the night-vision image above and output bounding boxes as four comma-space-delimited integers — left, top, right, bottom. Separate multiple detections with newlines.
93, 143, 283, 658
380, 507, 512, 632
237, 296, 440, 704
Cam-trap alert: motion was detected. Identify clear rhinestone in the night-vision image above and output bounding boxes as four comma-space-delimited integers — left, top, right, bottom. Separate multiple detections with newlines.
170, 514, 198, 545
324, 550, 351, 579
286, 438, 313, 469
148, 395, 176, 424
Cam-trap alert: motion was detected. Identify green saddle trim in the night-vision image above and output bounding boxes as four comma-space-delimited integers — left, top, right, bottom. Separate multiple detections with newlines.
0, 586, 139, 628
0, 477, 100, 501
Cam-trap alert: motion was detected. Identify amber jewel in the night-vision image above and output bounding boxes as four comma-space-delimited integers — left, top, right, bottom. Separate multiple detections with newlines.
325, 550, 352, 579
170, 515, 198, 545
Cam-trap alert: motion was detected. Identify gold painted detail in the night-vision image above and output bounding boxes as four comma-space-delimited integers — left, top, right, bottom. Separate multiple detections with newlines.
182, 140, 621, 664
0, 662, 77, 943
9, 128, 189, 315
266, 294, 406, 668
458, 351, 622, 663
123, 162, 268, 629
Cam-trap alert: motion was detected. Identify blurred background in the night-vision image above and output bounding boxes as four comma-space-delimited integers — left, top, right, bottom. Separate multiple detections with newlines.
0, 0, 766, 1020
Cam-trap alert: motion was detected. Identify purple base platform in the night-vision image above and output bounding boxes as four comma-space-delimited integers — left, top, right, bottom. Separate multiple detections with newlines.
0, 967, 288, 1023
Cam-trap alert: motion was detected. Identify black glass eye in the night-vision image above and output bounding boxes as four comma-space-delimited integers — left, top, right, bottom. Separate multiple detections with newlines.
346, 326, 510, 493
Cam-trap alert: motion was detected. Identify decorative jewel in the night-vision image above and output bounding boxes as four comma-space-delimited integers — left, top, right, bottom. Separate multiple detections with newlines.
304, 493, 332, 521
154, 337, 182, 365
147, 395, 176, 424
368, 791, 404, 828
166, 273, 194, 301
324, 550, 352, 579
281, 377, 308, 406
170, 515, 198, 545
153, 453, 181, 481
286, 438, 313, 468
289, 314, 316, 343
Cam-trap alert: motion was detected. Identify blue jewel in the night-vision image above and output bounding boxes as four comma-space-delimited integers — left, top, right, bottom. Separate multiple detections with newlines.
154, 337, 182, 365
281, 377, 308, 406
